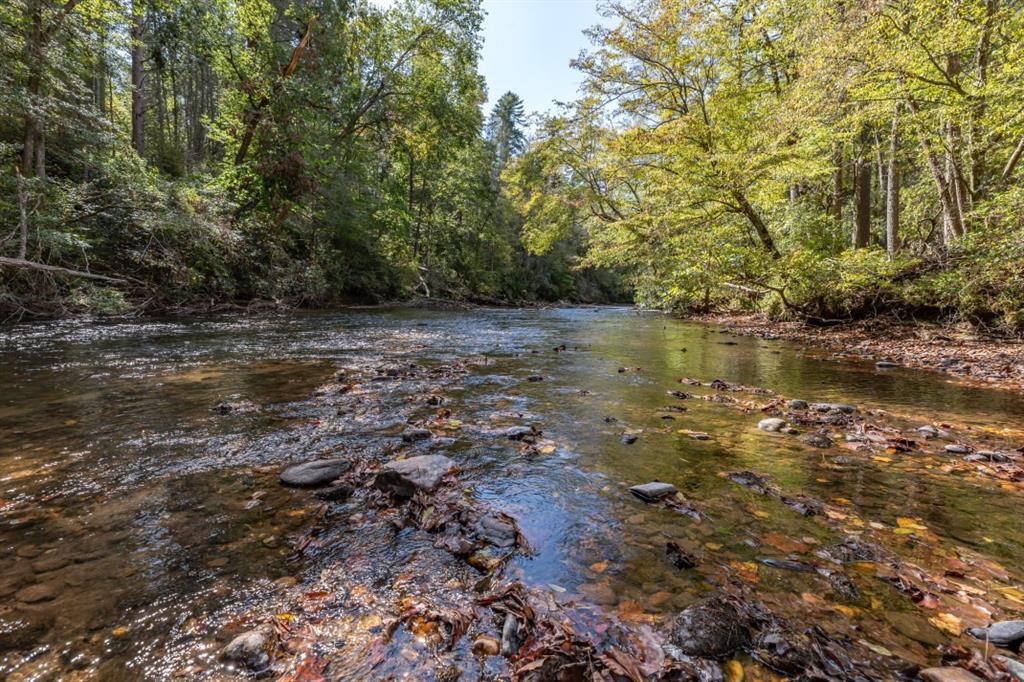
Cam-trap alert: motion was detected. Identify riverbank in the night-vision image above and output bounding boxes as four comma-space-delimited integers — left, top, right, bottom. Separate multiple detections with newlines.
694, 312, 1024, 395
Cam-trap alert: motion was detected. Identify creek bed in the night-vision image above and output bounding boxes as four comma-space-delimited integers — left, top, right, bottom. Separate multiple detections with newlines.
1, 307, 1022, 679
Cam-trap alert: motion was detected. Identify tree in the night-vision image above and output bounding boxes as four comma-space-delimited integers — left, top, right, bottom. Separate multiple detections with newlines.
485, 91, 527, 174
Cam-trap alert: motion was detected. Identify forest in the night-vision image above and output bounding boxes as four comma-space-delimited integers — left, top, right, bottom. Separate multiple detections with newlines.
1, 0, 1023, 327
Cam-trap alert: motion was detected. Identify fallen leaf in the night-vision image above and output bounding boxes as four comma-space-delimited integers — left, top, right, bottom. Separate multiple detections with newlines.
929, 612, 962, 636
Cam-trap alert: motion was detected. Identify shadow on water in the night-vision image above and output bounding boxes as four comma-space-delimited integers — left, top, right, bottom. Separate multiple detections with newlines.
1, 307, 1022, 678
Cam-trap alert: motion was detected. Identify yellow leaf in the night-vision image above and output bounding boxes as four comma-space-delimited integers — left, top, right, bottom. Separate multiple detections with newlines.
929, 613, 962, 636
723, 660, 744, 682
590, 561, 608, 573
997, 587, 1024, 604
705, 542, 723, 551
872, 456, 893, 463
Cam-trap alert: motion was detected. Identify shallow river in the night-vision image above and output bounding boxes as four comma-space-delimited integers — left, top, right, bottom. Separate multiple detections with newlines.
1, 307, 1022, 680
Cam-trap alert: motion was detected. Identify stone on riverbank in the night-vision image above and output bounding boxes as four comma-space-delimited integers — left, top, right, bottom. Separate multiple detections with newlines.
787, 399, 809, 410
279, 458, 350, 487
375, 454, 456, 498
629, 481, 677, 502
967, 620, 1024, 650
758, 418, 786, 432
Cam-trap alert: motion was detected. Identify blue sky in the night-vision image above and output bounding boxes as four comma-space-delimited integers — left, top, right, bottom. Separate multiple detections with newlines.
478, 0, 606, 115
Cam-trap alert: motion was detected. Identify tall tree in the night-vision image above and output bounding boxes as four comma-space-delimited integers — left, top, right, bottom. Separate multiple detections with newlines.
486, 91, 527, 174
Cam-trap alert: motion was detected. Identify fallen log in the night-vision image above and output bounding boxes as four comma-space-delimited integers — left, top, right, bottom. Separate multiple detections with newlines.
0, 257, 127, 284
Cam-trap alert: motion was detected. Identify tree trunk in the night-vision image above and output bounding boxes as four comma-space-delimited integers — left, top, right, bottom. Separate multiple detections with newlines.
904, 94, 964, 241
730, 189, 780, 258
852, 146, 871, 248
131, 1, 145, 156
21, 1, 43, 179
16, 167, 29, 260
831, 143, 843, 225
886, 111, 900, 256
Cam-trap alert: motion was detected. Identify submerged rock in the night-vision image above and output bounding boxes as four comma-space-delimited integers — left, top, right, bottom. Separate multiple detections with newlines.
629, 481, 677, 502
375, 454, 456, 498
279, 458, 350, 487
809, 402, 856, 414
401, 427, 432, 443
919, 668, 985, 682
670, 597, 751, 657
315, 483, 354, 502
945, 443, 970, 454
799, 433, 833, 448
758, 418, 786, 432
504, 425, 538, 441
967, 620, 1024, 650
875, 360, 901, 368
221, 624, 272, 671
475, 512, 518, 548
620, 433, 639, 445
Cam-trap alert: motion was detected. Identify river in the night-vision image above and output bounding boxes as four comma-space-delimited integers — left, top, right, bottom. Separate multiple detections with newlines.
1, 307, 1022, 680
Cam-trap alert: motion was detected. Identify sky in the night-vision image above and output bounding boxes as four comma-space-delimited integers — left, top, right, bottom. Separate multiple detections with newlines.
477, 0, 607, 116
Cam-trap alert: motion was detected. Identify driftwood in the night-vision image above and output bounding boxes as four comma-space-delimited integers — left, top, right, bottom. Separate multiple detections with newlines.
0, 257, 127, 284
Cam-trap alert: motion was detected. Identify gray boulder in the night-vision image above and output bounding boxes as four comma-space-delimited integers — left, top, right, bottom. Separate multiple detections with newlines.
279, 458, 350, 487
375, 455, 456, 498
787, 399, 809, 410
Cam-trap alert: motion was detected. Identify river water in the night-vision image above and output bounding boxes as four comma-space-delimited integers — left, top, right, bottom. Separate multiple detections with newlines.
1, 307, 1022, 680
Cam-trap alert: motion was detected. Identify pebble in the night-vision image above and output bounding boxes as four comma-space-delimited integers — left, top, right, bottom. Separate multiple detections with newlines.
279, 458, 351, 487
31, 555, 70, 574
800, 434, 833, 448
757, 418, 786, 432
16, 583, 60, 604
629, 481, 677, 502
221, 624, 272, 670
945, 444, 970, 454
810, 403, 856, 414
401, 428, 432, 443
471, 635, 500, 656
787, 399, 808, 410
505, 425, 538, 441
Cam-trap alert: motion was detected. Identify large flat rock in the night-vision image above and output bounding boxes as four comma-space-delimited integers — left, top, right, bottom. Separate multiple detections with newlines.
375, 454, 456, 498
279, 459, 350, 487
